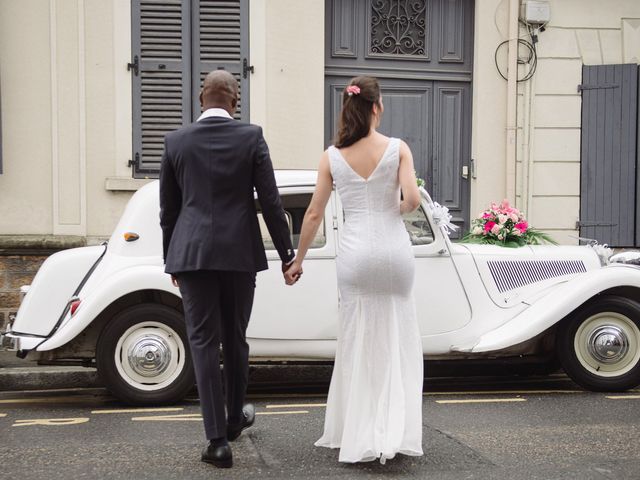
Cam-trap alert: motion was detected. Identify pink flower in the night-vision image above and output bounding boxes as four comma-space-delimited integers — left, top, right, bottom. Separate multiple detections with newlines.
511, 228, 522, 236
515, 221, 528, 233
509, 213, 519, 222
482, 212, 493, 219
491, 224, 502, 235
484, 221, 496, 233
498, 214, 509, 224
345, 85, 361, 96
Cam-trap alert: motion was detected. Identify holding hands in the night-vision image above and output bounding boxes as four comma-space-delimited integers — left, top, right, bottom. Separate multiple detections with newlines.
283, 259, 303, 285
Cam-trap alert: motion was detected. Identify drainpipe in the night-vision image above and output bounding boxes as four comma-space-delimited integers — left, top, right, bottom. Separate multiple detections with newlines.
505, 0, 519, 203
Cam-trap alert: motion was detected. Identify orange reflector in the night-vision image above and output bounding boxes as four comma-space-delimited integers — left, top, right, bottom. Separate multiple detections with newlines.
124, 232, 139, 242
70, 300, 81, 316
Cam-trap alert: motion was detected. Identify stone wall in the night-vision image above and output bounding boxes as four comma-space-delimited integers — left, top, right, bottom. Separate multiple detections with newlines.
0, 255, 48, 338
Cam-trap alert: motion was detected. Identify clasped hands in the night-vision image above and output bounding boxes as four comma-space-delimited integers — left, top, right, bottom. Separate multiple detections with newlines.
282, 259, 303, 286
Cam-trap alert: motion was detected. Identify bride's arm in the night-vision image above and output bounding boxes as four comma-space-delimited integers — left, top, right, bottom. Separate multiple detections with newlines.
284, 151, 333, 285
398, 140, 421, 214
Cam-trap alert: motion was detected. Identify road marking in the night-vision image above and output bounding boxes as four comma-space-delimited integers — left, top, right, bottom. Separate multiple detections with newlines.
132, 414, 203, 422
424, 390, 583, 396
266, 403, 326, 409
92, 407, 184, 414
605, 395, 640, 400
257, 410, 309, 415
435, 398, 527, 404
0, 413, 7, 417
12, 417, 90, 427
0, 396, 107, 405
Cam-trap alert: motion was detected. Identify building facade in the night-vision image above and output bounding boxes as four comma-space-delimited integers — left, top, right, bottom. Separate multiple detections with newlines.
1, 0, 640, 331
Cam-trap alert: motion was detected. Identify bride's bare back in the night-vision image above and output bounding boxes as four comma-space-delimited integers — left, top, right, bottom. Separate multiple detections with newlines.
336, 131, 391, 181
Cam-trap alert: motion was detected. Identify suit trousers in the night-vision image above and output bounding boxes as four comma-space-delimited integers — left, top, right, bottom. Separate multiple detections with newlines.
176, 270, 256, 440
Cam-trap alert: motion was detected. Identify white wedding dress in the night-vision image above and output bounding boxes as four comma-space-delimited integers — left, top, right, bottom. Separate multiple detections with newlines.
315, 137, 424, 464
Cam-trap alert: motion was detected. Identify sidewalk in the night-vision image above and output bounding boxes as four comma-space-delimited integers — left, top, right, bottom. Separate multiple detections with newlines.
0, 351, 98, 391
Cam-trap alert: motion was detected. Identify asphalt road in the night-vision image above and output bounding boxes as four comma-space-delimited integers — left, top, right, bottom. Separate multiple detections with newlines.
1, 375, 639, 480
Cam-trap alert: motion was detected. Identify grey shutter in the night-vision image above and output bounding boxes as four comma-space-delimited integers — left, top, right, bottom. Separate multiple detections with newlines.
192, 0, 249, 121
579, 64, 638, 247
132, 0, 191, 177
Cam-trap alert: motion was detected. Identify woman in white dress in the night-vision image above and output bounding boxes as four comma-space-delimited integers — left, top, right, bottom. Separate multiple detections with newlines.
285, 76, 424, 464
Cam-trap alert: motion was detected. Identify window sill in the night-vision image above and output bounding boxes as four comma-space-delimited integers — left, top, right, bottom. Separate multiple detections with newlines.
105, 177, 154, 192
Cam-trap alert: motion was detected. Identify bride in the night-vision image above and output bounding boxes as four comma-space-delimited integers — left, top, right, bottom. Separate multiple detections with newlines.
285, 76, 424, 464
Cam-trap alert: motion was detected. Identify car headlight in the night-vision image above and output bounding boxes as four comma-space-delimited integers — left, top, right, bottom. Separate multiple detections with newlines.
610, 251, 640, 266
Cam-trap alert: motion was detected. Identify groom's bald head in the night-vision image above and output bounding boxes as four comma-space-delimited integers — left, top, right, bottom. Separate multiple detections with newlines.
200, 70, 238, 115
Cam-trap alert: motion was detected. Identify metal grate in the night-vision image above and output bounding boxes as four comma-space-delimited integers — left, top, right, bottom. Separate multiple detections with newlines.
487, 260, 587, 293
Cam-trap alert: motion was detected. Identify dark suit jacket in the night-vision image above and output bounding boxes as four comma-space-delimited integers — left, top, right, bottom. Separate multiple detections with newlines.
159, 116, 294, 274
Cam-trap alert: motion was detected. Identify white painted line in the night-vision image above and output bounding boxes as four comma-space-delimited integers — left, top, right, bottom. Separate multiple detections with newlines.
424, 390, 582, 396
92, 407, 184, 414
266, 403, 326, 409
0, 396, 106, 405
256, 410, 309, 415
132, 414, 202, 422
605, 395, 640, 400
0, 413, 7, 417
435, 398, 527, 404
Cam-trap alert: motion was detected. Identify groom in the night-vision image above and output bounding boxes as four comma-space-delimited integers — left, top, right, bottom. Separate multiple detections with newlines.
159, 70, 296, 468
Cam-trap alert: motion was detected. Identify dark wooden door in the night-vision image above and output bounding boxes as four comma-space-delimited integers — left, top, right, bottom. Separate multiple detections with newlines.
325, 0, 474, 235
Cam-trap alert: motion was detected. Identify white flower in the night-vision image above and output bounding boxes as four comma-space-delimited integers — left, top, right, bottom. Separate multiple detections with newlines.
472, 226, 483, 235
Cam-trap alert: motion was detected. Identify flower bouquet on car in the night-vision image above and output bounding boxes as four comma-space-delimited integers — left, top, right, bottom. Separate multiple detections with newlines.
462, 199, 556, 247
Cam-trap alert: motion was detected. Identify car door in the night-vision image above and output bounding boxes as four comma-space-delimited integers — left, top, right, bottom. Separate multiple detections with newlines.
248, 187, 339, 340
403, 201, 472, 336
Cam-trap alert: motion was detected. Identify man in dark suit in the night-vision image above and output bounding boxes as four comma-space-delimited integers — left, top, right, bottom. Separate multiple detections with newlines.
159, 70, 297, 468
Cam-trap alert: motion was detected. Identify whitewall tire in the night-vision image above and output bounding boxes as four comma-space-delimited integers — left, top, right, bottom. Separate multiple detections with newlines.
97, 303, 194, 405
557, 296, 640, 392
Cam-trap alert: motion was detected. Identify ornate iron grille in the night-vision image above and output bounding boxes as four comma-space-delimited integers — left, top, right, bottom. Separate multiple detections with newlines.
369, 0, 427, 57
487, 260, 587, 293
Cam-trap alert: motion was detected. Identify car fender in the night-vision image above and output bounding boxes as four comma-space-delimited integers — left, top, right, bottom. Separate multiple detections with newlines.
454, 264, 640, 353
36, 265, 180, 351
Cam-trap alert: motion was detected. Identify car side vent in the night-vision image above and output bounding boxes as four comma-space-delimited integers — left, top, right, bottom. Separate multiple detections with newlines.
487, 260, 587, 293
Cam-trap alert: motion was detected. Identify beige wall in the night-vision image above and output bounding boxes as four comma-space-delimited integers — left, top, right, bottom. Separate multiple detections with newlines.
250, 0, 325, 169
0, 0, 134, 242
515, 0, 640, 245
2, 0, 639, 246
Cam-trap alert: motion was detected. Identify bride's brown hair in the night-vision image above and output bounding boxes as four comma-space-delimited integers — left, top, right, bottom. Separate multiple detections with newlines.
334, 76, 381, 148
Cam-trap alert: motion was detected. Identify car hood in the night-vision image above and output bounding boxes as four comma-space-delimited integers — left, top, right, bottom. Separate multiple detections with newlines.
457, 243, 602, 308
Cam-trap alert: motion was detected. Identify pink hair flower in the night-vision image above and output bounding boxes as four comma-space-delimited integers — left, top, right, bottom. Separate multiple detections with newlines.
346, 85, 361, 96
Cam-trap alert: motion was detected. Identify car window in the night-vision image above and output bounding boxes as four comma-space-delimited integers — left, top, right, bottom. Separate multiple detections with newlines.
403, 206, 434, 245
256, 193, 326, 250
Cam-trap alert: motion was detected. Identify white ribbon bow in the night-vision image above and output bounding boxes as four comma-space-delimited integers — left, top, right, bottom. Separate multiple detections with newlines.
428, 202, 459, 235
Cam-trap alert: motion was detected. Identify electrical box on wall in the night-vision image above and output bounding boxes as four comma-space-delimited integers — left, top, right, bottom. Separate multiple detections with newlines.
519, 0, 550, 24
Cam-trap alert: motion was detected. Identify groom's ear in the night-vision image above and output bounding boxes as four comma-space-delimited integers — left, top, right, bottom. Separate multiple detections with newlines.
199, 90, 204, 110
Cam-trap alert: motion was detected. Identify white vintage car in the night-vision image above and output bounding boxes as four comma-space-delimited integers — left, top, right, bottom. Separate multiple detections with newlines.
3, 171, 640, 404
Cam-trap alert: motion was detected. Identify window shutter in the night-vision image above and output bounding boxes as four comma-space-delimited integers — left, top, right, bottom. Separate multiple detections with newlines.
131, 0, 191, 178
192, 0, 249, 121
579, 64, 638, 247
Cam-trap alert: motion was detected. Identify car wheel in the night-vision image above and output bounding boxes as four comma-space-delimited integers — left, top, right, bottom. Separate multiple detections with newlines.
556, 295, 640, 392
96, 303, 194, 405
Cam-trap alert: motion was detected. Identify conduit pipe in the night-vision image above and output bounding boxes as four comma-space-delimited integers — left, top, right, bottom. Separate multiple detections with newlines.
505, 0, 519, 202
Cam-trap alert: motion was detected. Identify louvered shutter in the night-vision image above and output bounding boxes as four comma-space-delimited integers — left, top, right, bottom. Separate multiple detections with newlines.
192, 0, 249, 121
131, 0, 191, 177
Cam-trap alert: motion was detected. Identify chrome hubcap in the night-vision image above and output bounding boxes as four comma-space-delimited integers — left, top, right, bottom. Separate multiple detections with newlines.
115, 321, 186, 392
127, 335, 172, 377
587, 326, 629, 364
574, 311, 640, 378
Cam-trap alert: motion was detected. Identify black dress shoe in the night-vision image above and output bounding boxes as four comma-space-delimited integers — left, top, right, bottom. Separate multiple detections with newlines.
227, 404, 255, 441
201, 442, 233, 468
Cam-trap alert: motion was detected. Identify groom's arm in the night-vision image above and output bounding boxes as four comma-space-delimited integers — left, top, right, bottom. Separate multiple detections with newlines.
159, 136, 181, 264
252, 127, 295, 264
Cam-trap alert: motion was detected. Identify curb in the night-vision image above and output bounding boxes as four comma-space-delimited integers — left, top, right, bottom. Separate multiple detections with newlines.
0, 366, 100, 391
